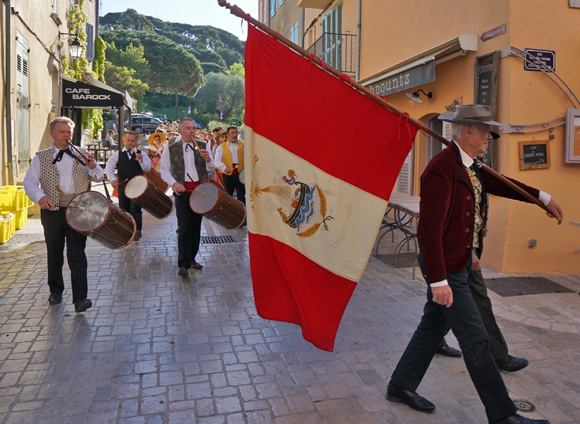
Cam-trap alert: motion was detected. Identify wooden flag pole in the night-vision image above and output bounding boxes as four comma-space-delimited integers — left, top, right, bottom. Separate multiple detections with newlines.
217, 0, 549, 213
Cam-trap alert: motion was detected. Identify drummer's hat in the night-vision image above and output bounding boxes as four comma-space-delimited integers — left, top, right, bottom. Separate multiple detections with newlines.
148, 131, 167, 146
438, 104, 503, 139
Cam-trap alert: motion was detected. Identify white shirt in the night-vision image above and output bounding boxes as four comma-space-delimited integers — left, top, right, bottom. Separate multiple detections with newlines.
105, 148, 152, 182
160, 136, 215, 186
430, 140, 551, 288
214, 141, 239, 172
23, 146, 105, 204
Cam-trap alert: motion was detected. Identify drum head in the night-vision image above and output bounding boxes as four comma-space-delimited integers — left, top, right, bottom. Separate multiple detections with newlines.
190, 183, 218, 213
66, 191, 110, 232
125, 175, 148, 199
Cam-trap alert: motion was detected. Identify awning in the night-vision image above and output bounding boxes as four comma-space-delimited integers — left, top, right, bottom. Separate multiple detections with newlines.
360, 34, 478, 95
62, 76, 133, 110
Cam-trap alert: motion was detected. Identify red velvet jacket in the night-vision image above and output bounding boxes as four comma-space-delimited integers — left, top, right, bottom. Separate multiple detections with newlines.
417, 142, 540, 283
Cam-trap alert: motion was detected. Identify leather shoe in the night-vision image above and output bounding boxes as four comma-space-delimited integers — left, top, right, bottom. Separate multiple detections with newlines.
48, 293, 62, 305
496, 355, 529, 372
74, 298, 92, 313
436, 339, 462, 357
191, 261, 203, 270
133, 230, 142, 241
386, 381, 435, 413
491, 413, 549, 424
178, 267, 189, 277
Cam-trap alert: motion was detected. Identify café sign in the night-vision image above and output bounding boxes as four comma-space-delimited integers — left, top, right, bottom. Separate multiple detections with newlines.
62, 77, 124, 108
368, 60, 435, 97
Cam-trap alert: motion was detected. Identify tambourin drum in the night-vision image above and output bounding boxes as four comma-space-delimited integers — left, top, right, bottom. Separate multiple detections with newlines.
66, 191, 136, 249
238, 168, 245, 185
125, 175, 174, 220
143, 168, 169, 193
189, 182, 246, 229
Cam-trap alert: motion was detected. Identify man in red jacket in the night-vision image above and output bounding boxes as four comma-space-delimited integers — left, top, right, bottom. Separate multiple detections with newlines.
386, 104, 563, 424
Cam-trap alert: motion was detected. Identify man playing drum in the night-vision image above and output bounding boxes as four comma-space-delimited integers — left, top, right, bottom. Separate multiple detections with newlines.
23, 116, 104, 313
105, 130, 151, 241
160, 118, 214, 277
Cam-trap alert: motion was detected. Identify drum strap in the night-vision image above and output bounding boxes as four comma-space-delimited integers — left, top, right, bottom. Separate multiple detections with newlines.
59, 193, 75, 207
184, 181, 200, 191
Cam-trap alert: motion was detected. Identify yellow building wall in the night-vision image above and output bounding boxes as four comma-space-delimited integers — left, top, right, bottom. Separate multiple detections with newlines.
359, 0, 580, 274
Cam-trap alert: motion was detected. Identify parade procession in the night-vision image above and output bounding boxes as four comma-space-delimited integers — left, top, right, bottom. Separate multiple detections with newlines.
2, 0, 580, 423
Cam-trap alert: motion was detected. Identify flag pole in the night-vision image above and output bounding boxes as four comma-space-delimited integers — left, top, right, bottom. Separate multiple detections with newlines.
217, 0, 549, 213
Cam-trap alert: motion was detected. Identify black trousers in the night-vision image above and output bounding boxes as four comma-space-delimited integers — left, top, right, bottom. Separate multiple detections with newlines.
118, 185, 142, 231
223, 173, 245, 204
468, 268, 509, 361
174, 192, 203, 268
40, 208, 88, 304
390, 262, 517, 422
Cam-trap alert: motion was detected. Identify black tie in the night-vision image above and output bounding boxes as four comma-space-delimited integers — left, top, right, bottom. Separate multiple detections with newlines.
52, 148, 85, 166
185, 143, 195, 152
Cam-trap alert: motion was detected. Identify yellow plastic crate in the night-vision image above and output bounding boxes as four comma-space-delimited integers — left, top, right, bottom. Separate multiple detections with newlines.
15, 187, 27, 210
0, 213, 15, 244
0, 187, 16, 211
15, 209, 28, 230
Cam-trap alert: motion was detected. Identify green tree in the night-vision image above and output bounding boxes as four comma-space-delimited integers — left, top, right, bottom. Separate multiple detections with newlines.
217, 49, 243, 68
193, 72, 244, 121
100, 29, 204, 97
104, 61, 149, 111
105, 41, 149, 79
192, 49, 227, 67
100, 9, 155, 32
201, 62, 226, 75
227, 63, 245, 78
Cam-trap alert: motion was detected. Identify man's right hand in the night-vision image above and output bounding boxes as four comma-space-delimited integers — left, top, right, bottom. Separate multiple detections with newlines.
432, 285, 453, 308
172, 182, 186, 194
38, 196, 54, 210
111, 180, 118, 189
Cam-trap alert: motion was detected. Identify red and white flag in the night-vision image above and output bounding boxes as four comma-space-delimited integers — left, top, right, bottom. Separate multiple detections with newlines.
245, 24, 416, 351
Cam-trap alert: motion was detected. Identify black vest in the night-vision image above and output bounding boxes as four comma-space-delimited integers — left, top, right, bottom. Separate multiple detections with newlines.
117, 150, 143, 182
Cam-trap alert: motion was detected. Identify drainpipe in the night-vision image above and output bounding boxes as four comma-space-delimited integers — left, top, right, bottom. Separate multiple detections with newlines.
4, 0, 14, 185
356, 0, 361, 81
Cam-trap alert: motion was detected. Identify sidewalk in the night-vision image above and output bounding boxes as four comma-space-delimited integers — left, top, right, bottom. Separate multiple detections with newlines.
1, 197, 580, 424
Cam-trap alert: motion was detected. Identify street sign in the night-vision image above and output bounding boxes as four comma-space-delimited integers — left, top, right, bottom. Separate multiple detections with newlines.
524, 48, 555, 72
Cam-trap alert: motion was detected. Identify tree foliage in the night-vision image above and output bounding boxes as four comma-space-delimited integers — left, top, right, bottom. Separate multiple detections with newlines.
192, 49, 227, 67
105, 41, 149, 79
100, 9, 155, 32
217, 49, 243, 68
193, 72, 244, 120
104, 61, 149, 111
201, 62, 226, 75
227, 63, 245, 78
100, 29, 204, 97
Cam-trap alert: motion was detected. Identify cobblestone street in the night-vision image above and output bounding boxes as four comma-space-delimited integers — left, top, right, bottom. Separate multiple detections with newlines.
1, 202, 580, 424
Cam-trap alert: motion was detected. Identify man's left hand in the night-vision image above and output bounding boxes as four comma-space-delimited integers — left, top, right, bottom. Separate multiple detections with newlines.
85, 153, 96, 169
546, 199, 563, 224
471, 252, 481, 270
199, 149, 210, 163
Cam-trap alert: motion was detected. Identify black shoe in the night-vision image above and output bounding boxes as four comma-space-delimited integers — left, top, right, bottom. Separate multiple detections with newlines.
48, 293, 62, 305
436, 339, 462, 357
496, 355, 529, 372
178, 267, 189, 277
74, 298, 92, 313
134, 230, 142, 241
491, 413, 549, 424
191, 261, 203, 270
386, 381, 435, 413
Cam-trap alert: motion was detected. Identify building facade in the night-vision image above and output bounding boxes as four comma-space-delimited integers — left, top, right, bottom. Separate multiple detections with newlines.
1, 0, 98, 185
264, 0, 580, 275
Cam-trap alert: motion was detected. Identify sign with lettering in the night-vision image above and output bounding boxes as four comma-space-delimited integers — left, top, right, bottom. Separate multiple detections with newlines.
519, 140, 550, 170
481, 24, 506, 42
475, 52, 500, 169
524, 49, 555, 72
367, 61, 435, 97
62, 77, 124, 108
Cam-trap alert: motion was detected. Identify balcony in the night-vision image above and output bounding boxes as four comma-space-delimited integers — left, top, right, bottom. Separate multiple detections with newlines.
297, 0, 330, 8
306, 33, 357, 74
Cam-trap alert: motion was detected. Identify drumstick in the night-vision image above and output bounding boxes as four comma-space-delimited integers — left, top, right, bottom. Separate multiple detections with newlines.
57, 186, 64, 194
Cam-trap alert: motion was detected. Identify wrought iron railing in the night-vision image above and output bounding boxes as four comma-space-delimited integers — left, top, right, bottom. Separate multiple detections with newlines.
307, 33, 357, 74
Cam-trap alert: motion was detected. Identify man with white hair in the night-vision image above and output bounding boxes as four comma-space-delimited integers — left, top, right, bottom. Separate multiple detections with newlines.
386, 104, 563, 424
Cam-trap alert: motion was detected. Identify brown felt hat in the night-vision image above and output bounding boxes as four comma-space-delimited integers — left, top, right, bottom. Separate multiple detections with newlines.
439, 104, 503, 139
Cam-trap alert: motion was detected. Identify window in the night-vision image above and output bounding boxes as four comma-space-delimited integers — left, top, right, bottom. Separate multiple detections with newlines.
270, 0, 276, 17
85, 24, 94, 61
51, 0, 58, 14
290, 22, 299, 45
279, 0, 284, 6
321, 2, 343, 70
